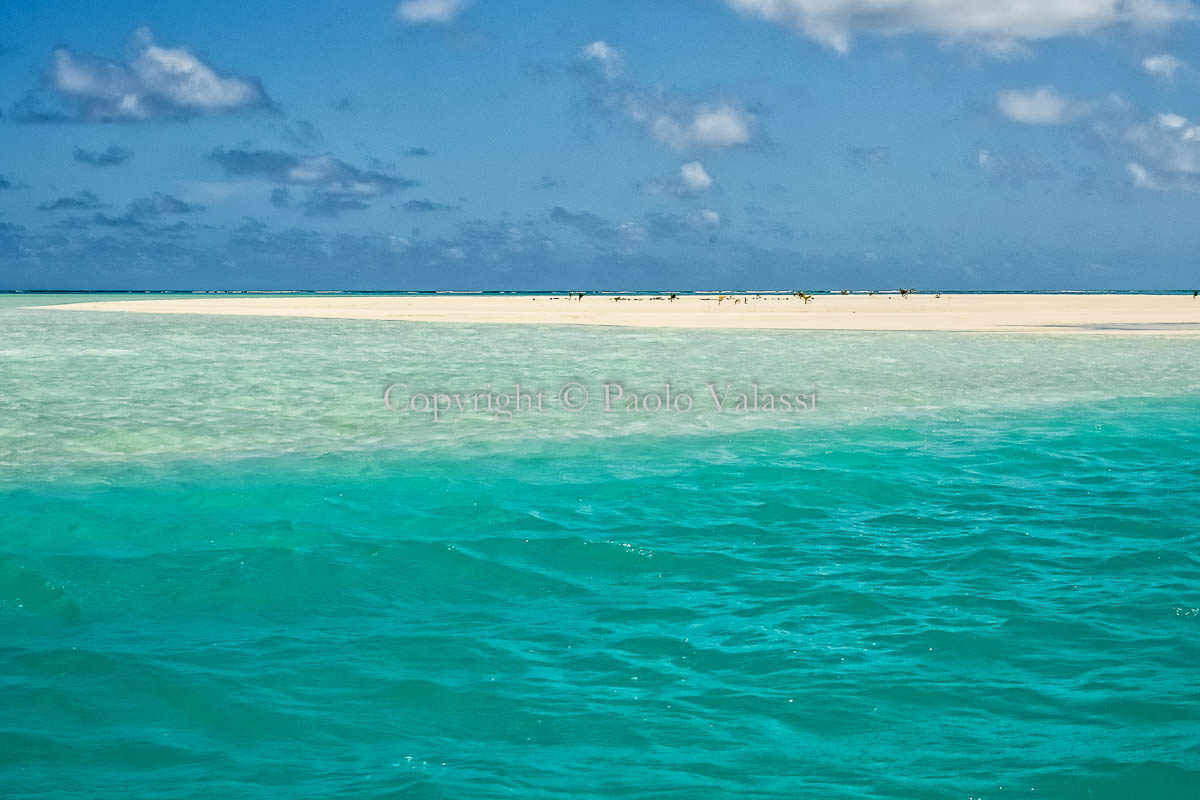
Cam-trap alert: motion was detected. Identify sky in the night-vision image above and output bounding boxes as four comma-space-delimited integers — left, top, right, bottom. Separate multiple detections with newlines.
2, 0, 1200, 290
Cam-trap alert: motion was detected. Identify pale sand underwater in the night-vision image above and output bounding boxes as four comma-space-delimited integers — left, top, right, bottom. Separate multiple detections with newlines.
38, 293, 1200, 334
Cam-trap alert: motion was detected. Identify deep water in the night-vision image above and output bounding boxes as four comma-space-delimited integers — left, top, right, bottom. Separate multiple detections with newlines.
2, 296, 1198, 799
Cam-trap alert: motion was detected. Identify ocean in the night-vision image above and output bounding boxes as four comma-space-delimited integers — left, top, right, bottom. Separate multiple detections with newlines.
2, 295, 1198, 798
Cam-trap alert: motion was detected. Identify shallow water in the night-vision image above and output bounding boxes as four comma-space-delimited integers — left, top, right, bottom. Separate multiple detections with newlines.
2, 296, 1198, 798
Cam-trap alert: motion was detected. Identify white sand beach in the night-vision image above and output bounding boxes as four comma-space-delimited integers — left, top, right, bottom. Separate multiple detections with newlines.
37, 293, 1200, 334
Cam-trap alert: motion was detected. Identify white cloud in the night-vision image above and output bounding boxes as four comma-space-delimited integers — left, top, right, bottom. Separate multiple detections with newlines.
994, 96, 1200, 192
690, 107, 753, 147
580, 41, 625, 78
679, 161, 714, 192
1126, 161, 1162, 188
1142, 53, 1188, 80
1123, 158, 1197, 191
996, 86, 1092, 125
578, 40, 757, 151
1120, 111, 1200, 189
723, 0, 1196, 53
632, 101, 754, 150
643, 161, 716, 196
396, 0, 467, 25
44, 27, 270, 121
694, 209, 722, 227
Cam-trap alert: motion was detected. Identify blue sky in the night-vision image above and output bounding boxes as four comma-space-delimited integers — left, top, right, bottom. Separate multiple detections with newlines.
2, 0, 1200, 290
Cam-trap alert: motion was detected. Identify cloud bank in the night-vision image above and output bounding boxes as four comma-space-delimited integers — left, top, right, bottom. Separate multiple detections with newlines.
208, 148, 420, 216
38, 191, 104, 211
724, 0, 1195, 54
72, 145, 133, 166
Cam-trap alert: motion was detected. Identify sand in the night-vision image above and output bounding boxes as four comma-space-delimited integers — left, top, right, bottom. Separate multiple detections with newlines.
36, 293, 1200, 334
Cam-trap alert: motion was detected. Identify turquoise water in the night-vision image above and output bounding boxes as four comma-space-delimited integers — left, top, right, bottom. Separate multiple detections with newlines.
2, 296, 1198, 799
